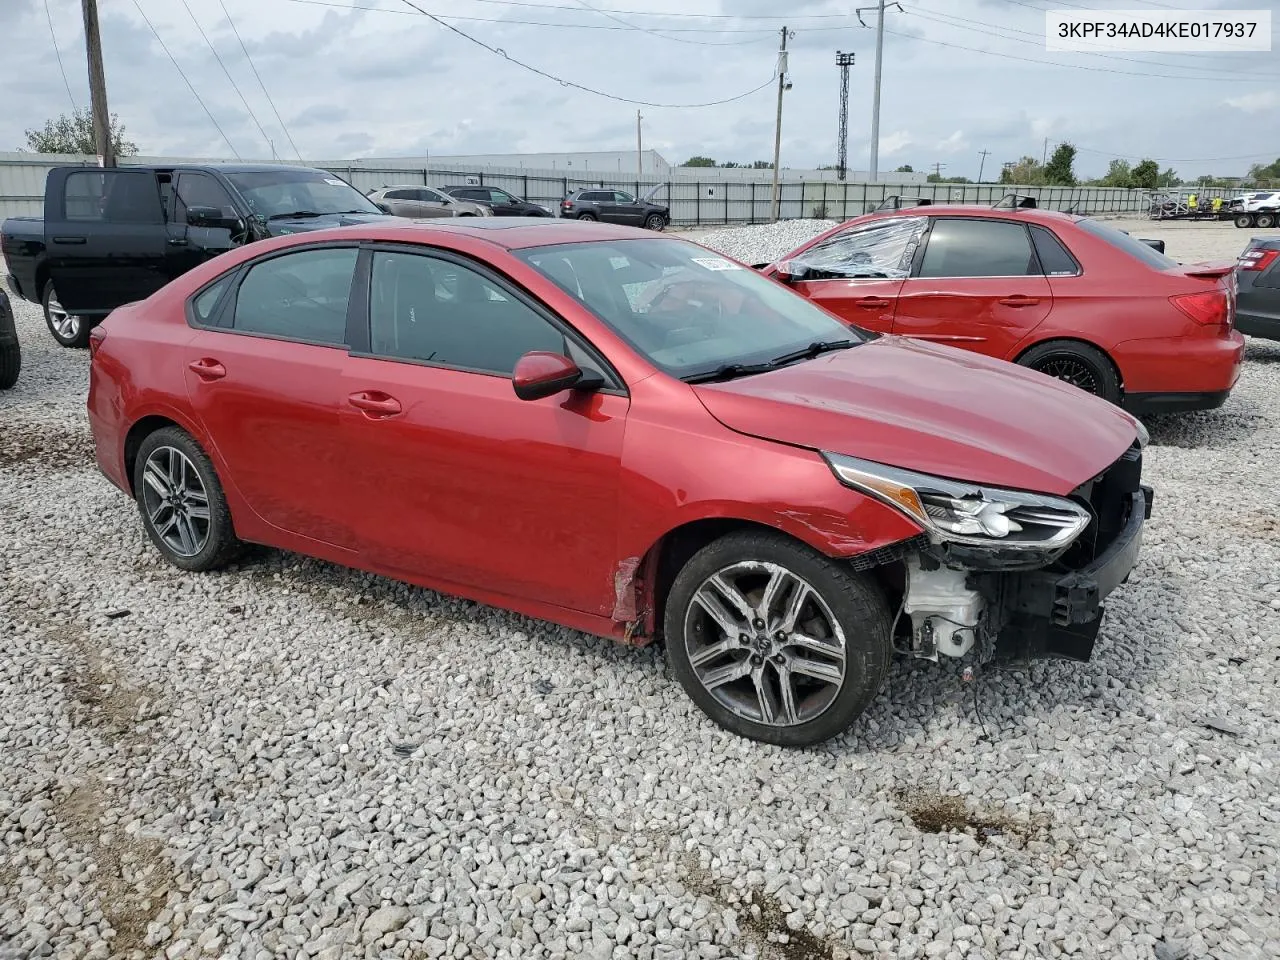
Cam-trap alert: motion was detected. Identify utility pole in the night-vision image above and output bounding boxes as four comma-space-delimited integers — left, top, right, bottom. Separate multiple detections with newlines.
1042, 137, 1050, 166
932, 162, 945, 179
80, 0, 114, 167
835, 52, 855, 181
770, 26, 791, 222
636, 110, 643, 184
977, 149, 991, 183
856, 2, 901, 182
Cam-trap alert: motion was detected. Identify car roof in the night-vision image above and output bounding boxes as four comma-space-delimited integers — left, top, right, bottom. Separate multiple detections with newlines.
862, 205, 1079, 226
375, 184, 441, 191
277, 218, 661, 250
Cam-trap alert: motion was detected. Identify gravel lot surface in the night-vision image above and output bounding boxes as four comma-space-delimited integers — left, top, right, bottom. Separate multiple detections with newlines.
2, 216, 1279, 960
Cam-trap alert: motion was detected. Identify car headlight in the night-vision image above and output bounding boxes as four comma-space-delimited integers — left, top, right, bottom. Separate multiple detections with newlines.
1133, 418, 1149, 449
823, 453, 1090, 549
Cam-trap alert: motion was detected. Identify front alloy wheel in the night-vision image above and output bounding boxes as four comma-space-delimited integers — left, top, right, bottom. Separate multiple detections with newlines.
664, 531, 891, 746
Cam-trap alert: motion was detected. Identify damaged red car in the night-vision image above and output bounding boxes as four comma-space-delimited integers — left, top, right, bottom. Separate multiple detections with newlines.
88, 219, 1152, 746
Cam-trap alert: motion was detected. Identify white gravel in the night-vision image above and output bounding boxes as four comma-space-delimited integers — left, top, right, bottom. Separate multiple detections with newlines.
2, 277, 1279, 960
681, 220, 839, 265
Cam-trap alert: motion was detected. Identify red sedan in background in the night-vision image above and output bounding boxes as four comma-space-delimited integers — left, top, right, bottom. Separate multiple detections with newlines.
763, 203, 1245, 415
88, 219, 1149, 746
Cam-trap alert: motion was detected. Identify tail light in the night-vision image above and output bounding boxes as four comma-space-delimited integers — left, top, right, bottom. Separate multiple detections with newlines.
1238, 248, 1279, 271
1169, 290, 1228, 327
88, 325, 106, 357
561, 200, 572, 209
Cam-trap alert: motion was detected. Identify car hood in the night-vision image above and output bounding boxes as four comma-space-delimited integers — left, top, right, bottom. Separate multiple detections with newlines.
692, 336, 1139, 496
265, 212, 395, 235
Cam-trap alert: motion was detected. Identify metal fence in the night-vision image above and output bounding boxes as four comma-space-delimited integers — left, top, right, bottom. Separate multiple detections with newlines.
0, 151, 1242, 225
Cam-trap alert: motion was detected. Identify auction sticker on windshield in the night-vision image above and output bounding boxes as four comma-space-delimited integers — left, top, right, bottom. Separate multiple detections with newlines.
691, 257, 741, 271
1046, 10, 1270, 52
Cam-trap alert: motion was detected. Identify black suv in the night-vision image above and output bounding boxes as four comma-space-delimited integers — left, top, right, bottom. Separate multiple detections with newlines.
560, 187, 668, 230
439, 185, 552, 217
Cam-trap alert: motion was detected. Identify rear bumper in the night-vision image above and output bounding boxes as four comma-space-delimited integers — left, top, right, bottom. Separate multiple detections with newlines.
990, 487, 1151, 661
1235, 310, 1280, 341
1123, 390, 1231, 415
1115, 329, 1244, 400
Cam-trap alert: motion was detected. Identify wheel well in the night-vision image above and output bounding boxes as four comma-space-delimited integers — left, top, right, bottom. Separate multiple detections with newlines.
1013, 336, 1124, 390
123, 416, 180, 493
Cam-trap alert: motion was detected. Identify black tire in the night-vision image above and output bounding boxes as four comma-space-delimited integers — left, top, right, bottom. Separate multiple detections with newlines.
1255, 213, 1276, 229
576, 212, 597, 221
644, 213, 666, 231
0, 341, 19, 390
42, 281, 91, 349
1018, 340, 1121, 405
1235, 213, 1256, 229
132, 426, 243, 572
663, 530, 892, 747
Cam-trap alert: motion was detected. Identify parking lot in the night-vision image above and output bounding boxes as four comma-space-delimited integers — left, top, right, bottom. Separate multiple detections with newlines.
1, 220, 1278, 960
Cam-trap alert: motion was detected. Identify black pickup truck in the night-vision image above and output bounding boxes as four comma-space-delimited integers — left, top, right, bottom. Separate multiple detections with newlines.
1, 163, 392, 347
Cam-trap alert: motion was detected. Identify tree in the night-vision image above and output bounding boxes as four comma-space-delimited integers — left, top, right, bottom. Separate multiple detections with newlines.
1098, 159, 1133, 188
681, 156, 716, 167
895, 164, 914, 173
927, 174, 971, 183
750, 160, 773, 169
1247, 158, 1280, 181
1159, 167, 1179, 187
1001, 156, 1045, 185
24, 108, 139, 157
1131, 159, 1160, 190
1043, 142, 1077, 186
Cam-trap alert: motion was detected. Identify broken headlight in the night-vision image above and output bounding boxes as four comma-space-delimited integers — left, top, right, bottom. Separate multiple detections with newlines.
823, 453, 1090, 550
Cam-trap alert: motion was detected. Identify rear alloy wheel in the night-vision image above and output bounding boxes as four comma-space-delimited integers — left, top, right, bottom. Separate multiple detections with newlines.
1019, 340, 1121, 405
664, 531, 891, 746
42, 282, 90, 349
577, 212, 597, 221
1235, 213, 1256, 228
133, 426, 242, 572
644, 213, 666, 231
1255, 213, 1276, 229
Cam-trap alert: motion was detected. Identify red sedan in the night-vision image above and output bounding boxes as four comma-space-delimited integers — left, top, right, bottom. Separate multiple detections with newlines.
763, 204, 1244, 414
89, 219, 1150, 746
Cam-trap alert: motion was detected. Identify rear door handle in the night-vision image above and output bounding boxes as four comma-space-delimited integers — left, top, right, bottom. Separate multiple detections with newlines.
854, 297, 891, 309
51, 236, 87, 245
998, 296, 1041, 307
168, 238, 189, 246
348, 391, 402, 418
188, 358, 226, 380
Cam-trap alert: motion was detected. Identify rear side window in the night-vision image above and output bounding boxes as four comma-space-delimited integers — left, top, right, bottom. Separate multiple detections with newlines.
918, 219, 1037, 278
64, 170, 163, 224
232, 247, 357, 345
1030, 226, 1080, 276
1075, 218, 1177, 270
384, 189, 414, 200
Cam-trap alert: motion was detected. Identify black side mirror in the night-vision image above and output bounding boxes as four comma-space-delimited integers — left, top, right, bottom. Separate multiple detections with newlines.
187, 205, 241, 231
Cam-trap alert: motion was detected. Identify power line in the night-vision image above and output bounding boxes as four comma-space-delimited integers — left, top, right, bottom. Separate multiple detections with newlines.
218, 0, 304, 161
281, 0, 777, 35
417, 0, 856, 20
904, 4, 1280, 80
393, 0, 777, 107
44, 0, 78, 112
128, 0, 242, 158
180, 0, 276, 156
566, 0, 772, 45
877, 24, 1276, 82
1071, 144, 1280, 164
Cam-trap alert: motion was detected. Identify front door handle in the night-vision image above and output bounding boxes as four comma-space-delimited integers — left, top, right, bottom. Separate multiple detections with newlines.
188, 358, 226, 380
348, 391, 402, 418
998, 296, 1041, 307
168, 237, 189, 246
854, 297, 891, 309
51, 236, 87, 245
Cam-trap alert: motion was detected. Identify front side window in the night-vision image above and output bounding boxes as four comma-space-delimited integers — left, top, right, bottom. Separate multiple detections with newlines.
368, 251, 564, 374
488, 189, 518, 203
421, 188, 449, 203
191, 276, 232, 324
384, 189, 415, 200
232, 247, 357, 345
175, 172, 238, 222
917, 218, 1037, 278
518, 238, 866, 380
790, 216, 926, 279
63, 170, 163, 224
225, 169, 381, 221
613, 192, 636, 203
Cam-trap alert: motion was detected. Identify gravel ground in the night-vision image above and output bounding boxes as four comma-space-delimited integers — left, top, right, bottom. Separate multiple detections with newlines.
2, 236, 1279, 960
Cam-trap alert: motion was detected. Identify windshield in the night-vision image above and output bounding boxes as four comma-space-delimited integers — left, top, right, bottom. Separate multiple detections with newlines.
517, 238, 865, 380
1075, 217, 1178, 270
225, 169, 382, 218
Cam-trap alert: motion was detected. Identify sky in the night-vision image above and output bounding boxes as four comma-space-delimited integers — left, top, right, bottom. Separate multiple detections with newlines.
0, 0, 1277, 181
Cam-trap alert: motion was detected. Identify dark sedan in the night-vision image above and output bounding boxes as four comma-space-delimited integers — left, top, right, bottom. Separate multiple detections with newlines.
1236, 237, 1280, 341
560, 187, 669, 230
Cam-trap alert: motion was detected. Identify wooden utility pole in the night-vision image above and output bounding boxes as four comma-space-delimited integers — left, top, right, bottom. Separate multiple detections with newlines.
636, 110, 643, 183
81, 0, 114, 166
770, 26, 790, 222
977, 149, 991, 183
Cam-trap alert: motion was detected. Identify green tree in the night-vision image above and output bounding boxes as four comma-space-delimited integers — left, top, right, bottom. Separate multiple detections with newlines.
1099, 159, 1133, 188
1159, 167, 1179, 187
24, 109, 139, 157
1131, 159, 1160, 190
1043, 142, 1077, 186
1001, 157, 1045, 185
1247, 158, 1280, 180
680, 156, 716, 167
895, 164, 914, 173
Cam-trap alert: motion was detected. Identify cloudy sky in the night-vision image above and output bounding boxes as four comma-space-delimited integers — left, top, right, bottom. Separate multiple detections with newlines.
1, 0, 1276, 180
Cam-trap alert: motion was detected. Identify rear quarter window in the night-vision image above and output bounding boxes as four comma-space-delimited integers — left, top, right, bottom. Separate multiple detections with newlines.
1030, 226, 1081, 276
1075, 218, 1178, 270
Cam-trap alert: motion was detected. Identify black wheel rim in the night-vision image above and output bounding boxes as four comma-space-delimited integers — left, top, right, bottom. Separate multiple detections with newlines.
1035, 354, 1101, 395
